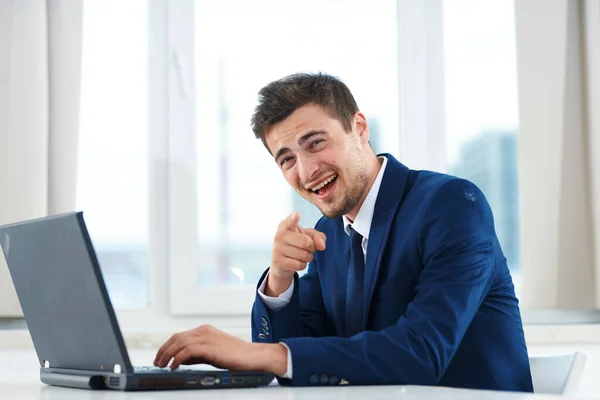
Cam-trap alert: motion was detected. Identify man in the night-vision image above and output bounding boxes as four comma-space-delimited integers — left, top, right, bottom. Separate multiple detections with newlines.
154, 73, 533, 392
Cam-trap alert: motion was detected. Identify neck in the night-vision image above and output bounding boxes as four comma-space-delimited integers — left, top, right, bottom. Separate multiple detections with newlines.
345, 153, 383, 221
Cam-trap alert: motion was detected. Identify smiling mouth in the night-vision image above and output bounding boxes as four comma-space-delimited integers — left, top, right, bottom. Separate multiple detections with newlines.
310, 174, 338, 195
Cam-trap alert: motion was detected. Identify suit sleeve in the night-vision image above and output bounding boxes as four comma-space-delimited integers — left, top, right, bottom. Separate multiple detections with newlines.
280, 178, 499, 386
251, 220, 335, 345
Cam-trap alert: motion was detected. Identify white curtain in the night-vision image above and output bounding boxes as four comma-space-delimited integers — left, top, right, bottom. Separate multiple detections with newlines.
0, 0, 83, 316
516, 0, 600, 308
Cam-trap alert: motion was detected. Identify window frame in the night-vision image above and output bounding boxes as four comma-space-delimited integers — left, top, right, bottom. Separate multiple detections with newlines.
162, 0, 445, 316
121, 0, 600, 332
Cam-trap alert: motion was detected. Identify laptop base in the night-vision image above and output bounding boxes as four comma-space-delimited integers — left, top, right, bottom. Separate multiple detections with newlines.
41, 367, 275, 391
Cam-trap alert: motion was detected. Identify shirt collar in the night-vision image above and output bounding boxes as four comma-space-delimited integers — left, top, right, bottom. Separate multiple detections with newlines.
342, 156, 388, 239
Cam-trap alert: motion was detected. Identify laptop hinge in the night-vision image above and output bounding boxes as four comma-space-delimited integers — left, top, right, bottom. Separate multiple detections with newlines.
40, 370, 106, 390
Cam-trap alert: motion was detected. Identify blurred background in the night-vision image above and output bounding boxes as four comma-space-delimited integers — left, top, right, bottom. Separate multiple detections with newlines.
1, 0, 600, 396
73, 0, 523, 309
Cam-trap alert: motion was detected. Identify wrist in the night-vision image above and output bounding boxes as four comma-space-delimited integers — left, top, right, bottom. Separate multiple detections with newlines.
255, 343, 287, 376
265, 269, 293, 297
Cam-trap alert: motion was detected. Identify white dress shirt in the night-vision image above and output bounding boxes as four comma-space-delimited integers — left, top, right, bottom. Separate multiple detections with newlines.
258, 156, 388, 379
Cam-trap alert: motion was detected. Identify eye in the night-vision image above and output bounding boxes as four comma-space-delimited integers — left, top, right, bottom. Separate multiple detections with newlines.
311, 139, 324, 148
280, 156, 294, 167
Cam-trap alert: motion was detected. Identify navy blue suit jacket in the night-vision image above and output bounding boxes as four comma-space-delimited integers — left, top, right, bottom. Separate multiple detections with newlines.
252, 154, 533, 391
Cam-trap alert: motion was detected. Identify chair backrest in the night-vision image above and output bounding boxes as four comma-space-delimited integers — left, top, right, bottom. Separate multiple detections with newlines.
529, 351, 588, 395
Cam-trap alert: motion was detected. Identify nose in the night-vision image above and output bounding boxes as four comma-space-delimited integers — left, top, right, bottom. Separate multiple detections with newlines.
297, 154, 320, 187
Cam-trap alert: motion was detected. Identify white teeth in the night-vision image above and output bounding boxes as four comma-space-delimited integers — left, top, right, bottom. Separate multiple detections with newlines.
311, 174, 337, 192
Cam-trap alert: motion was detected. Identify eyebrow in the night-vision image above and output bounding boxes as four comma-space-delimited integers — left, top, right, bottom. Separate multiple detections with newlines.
274, 130, 328, 163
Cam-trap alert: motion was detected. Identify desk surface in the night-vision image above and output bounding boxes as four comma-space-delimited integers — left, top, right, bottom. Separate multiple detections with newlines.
0, 349, 577, 400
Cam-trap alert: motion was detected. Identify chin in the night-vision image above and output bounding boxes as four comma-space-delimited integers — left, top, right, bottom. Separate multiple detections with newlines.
319, 205, 346, 219
307, 193, 353, 219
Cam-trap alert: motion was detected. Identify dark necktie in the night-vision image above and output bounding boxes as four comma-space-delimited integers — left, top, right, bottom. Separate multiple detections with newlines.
345, 226, 365, 337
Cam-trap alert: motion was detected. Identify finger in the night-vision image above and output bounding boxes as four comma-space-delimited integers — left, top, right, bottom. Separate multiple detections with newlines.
171, 344, 206, 370
272, 255, 309, 272
156, 337, 179, 367
157, 335, 195, 368
283, 231, 316, 253
276, 245, 314, 264
154, 335, 177, 366
300, 228, 327, 251
279, 212, 301, 232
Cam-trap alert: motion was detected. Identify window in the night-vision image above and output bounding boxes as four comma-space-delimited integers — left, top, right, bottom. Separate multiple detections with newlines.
74, 0, 522, 317
442, 0, 521, 295
169, 0, 400, 313
76, 0, 149, 308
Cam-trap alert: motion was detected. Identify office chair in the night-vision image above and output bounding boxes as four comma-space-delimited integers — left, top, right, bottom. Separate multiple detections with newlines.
529, 351, 588, 395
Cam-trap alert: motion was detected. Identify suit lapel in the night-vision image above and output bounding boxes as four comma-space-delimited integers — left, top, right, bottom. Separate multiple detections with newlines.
361, 154, 410, 329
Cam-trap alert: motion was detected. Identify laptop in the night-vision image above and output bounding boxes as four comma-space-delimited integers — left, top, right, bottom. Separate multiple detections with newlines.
0, 212, 275, 390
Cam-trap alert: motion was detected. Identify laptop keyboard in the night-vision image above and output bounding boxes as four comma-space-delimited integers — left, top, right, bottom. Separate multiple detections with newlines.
134, 365, 219, 374
134, 366, 186, 374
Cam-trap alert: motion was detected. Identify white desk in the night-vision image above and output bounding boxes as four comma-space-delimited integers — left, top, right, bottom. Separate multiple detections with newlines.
0, 349, 572, 400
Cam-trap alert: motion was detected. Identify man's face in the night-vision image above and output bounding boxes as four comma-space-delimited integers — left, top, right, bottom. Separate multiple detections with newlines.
265, 104, 370, 219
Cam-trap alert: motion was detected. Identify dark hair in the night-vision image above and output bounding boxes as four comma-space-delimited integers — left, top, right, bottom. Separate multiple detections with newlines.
251, 72, 359, 152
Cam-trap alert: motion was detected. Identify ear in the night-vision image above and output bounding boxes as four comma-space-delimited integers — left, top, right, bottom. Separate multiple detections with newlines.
353, 112, 370, 145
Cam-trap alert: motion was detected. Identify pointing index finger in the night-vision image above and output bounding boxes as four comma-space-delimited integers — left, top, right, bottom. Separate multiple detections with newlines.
281, 212, 301, 232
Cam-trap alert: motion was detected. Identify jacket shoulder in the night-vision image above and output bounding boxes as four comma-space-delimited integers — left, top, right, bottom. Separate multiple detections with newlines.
411, 170, 483, 200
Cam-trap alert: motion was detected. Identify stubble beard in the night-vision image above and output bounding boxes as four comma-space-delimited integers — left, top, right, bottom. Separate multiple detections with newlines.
319, 158, 368, 219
